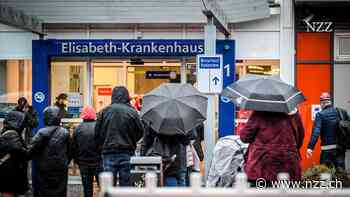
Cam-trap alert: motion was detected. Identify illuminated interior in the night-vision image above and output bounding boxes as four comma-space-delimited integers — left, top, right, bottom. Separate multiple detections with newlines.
50, 59, 196, 115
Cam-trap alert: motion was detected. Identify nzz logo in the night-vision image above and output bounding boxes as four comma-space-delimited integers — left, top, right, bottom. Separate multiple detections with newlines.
303, 15, 333, 32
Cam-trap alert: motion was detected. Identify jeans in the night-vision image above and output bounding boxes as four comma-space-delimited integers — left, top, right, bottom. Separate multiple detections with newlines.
103, 153, 131, 186
164, 170, 187, 187
320, 149, 345, 170
79, 166, 103, 197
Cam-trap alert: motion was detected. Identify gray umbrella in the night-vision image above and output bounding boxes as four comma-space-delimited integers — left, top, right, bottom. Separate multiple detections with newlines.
221, 75, 305, 113
141, 83, 208, 136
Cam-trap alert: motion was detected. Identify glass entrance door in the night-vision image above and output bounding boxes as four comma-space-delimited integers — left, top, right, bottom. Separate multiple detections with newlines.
51, 61, 88, 118
93, 62, 126, 111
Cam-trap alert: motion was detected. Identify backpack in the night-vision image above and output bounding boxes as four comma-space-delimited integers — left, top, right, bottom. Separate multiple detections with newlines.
0, 130, 17, 165
206, 135, 248, 187
336, 108, 350, 150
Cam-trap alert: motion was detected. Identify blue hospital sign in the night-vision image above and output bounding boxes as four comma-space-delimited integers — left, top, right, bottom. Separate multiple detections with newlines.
57, 40, 204, 56
32, 39, 235, 137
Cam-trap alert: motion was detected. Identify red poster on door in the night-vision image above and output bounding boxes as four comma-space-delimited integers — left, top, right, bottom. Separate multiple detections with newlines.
98, 88, 112, 96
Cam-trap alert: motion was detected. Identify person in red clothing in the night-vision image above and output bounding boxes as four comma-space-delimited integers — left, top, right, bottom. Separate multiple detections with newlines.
240, 109, 305, 186
131, 95, 142, 111
72, 106, 102, 197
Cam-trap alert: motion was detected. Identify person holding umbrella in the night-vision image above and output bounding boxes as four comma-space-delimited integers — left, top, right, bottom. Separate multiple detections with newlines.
140, 83, 207, 187
221, 75, 306, 185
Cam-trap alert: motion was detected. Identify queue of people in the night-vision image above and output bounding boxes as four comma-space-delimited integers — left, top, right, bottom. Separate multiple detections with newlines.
0, 86, 202, 197
1, 80, 350, 196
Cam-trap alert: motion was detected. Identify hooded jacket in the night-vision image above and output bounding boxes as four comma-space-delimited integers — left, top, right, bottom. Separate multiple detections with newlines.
0, 111, 29, 194
95, 87, 144, 155
29, 106, 72, 197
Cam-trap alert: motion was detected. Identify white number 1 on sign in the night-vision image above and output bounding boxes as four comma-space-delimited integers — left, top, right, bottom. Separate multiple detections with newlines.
224, 64, 230, 77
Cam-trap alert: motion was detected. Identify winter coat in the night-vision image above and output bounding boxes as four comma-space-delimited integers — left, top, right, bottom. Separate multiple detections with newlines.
95, 87, 144, 155
30, 107, 72, 197
141, 123, 189, 177
240, 111, 304, 181
55, 103, 68, 119
308, 106, 350, 150
0, 111, 29, 194
72, 120, 102, 167
14, 105, 39, 145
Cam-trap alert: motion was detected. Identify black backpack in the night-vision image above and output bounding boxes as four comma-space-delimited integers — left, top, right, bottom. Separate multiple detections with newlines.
0, 130, 17, 164
336, 108, 350, 150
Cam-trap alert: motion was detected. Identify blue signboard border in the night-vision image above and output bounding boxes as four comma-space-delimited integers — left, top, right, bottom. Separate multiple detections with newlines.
32, 39, 235, 137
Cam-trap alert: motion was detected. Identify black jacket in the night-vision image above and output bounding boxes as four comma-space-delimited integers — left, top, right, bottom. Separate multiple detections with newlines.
0, 111, 29, 194
95, 87, 144, 155
29, 107, 72, 197
141, 123, 189, 177
14, 106, 39, 145
72, 120, 102, 167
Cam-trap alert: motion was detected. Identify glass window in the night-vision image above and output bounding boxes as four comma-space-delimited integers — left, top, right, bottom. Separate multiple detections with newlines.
0, 60, 32, 118
93, 62, 126, 112
236, 59, 280, 79
51, 61, 88, 118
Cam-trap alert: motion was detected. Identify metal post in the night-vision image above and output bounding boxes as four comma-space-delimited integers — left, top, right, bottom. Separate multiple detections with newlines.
204, 16, 217, 181
99, 172, 113, 197
180, 57, 187, 84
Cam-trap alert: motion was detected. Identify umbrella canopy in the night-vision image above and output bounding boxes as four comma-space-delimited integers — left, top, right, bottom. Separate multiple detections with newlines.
221, 75, 305, 113
141, 83, 207, 136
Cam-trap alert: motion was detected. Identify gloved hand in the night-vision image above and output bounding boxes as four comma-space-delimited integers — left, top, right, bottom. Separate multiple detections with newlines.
306, 149, 313, 158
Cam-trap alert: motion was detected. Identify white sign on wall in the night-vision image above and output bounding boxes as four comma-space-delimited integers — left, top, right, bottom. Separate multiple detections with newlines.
311, 104, 322, 121
196, 55, 223, 93
68, 92, 83, 107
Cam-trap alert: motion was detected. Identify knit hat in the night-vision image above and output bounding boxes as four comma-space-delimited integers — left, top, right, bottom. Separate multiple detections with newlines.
80, 106, 96, 120
320, 92, 331, 101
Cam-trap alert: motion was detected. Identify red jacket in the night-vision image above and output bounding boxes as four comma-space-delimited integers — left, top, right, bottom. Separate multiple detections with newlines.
240, 111, 304, 181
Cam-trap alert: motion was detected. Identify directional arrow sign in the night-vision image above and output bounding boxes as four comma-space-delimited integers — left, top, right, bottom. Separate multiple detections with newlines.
212, 76, 220, 85
196, 55, 223, 93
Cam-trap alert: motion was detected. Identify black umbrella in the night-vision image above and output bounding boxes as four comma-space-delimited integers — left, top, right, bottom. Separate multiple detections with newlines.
141, 83, 208, 136
221, 75, 305, 113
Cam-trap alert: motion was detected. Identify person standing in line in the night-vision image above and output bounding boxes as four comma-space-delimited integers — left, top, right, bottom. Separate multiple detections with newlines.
307, 92, 350, 171
14, 97, 38, 144
240, 109, 304, 186
0, 111, 29, 197
141, 124, 189, 187
95, 86, 144, 186
54, 93, 69, 119
29, 106, 72, 197
72, 106, 102, 197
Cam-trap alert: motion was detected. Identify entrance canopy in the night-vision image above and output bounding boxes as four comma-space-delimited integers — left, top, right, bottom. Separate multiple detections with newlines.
0, 0, 270, 24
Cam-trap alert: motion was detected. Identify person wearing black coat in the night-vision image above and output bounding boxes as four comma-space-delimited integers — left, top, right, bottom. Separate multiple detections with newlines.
0, 111, 29, 197
72, 106, 102, 197
95, 86, 144, 186
14, 97, 39, 145
141, 122, 189, 187
29, 106, 72, 197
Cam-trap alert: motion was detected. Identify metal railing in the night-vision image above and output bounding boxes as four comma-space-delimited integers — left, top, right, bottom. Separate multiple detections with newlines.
99, 172, 350, 197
